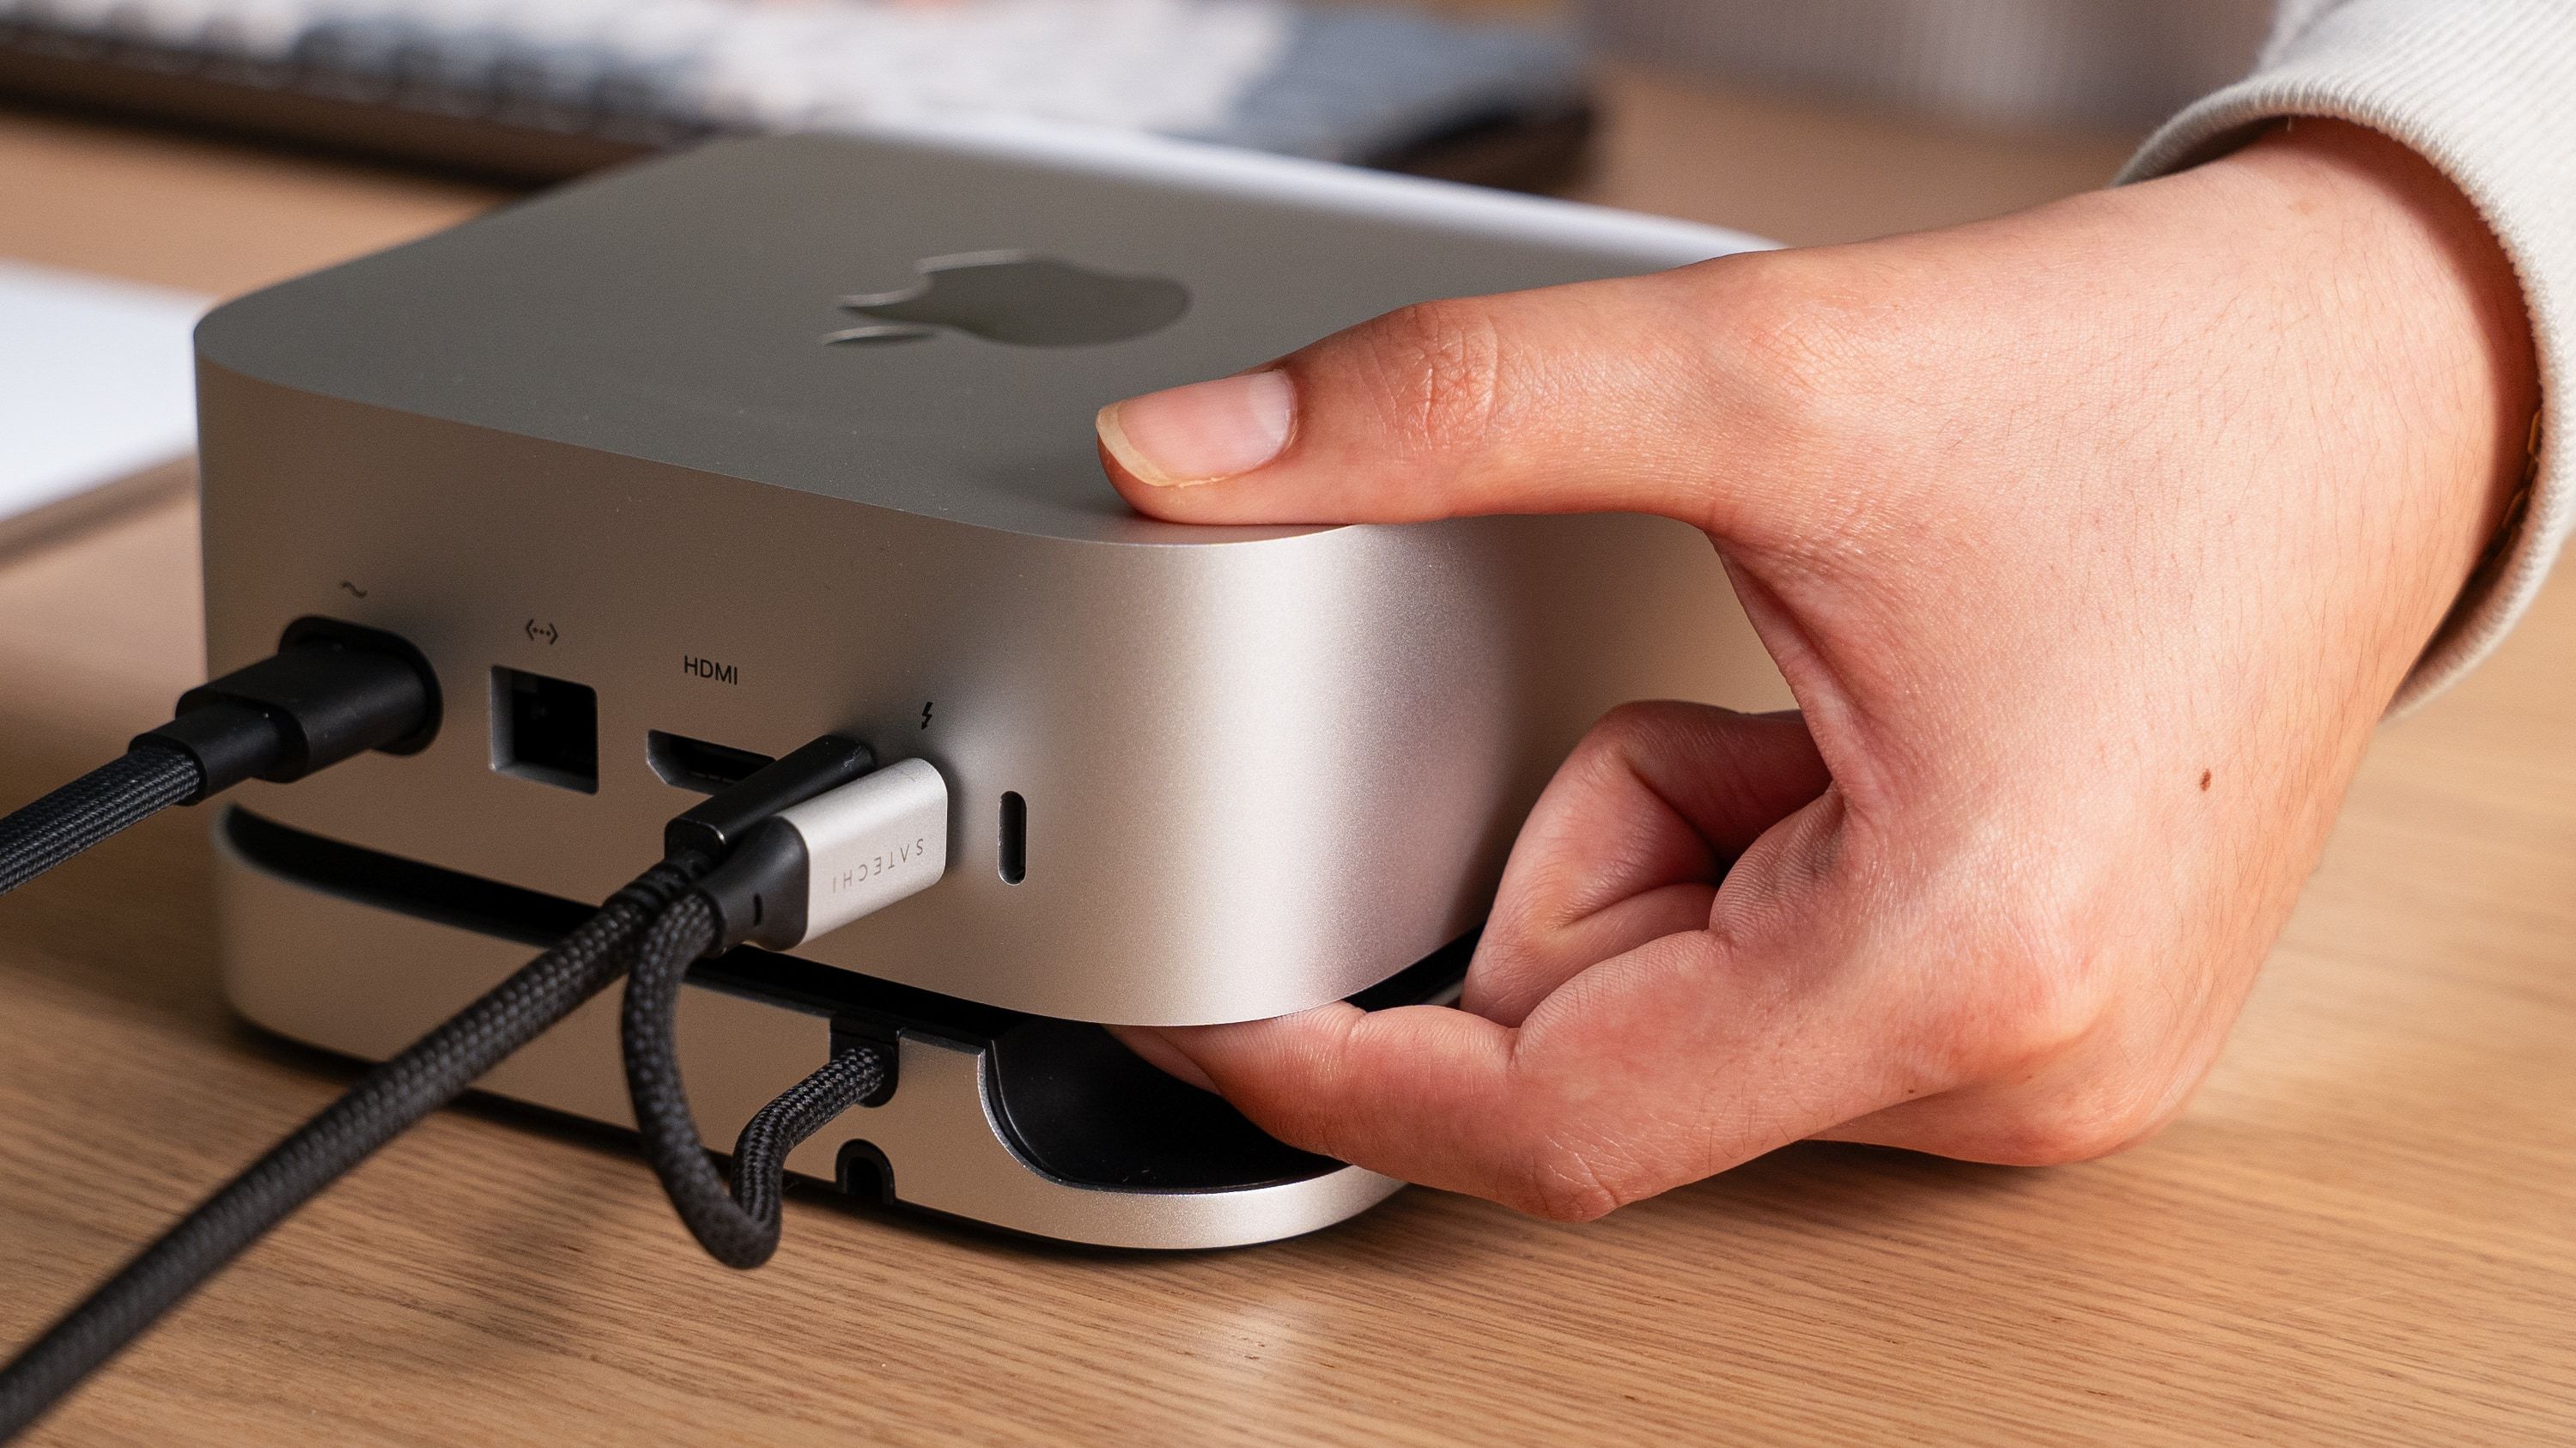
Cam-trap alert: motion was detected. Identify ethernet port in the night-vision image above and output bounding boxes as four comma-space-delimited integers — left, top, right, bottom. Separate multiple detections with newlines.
491, 666, 598, 793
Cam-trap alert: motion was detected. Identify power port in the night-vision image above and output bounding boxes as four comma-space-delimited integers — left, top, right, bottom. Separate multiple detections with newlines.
491, 667, 598, 793
647, 731, 775, 794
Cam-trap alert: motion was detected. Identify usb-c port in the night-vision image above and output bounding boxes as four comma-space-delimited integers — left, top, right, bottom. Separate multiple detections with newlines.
647, 731, 775, 794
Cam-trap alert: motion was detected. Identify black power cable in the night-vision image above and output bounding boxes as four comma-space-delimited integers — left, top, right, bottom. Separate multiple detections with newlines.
0, 621, 439, 903
621, 893, 891, 1269
0, 745, 201, 896
0, 856, 708, 1441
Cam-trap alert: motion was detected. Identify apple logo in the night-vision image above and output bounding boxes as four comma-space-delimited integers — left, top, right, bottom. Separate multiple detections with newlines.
824, 250, 1189, 347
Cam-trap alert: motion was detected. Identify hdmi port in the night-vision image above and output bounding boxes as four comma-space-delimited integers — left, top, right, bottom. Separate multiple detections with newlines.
647, 731, 775, 794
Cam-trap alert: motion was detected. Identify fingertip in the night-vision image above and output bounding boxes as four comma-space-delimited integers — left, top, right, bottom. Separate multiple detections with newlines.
1091, 401, 1168, 494
1104, 1024, 1219, 1093
1095, 370, 1296, 490
1157, 1003, 1370, 1101
1111, 1004, 1388, 1107
1093, 418, 1279, 526
1095, 434, 1172, 515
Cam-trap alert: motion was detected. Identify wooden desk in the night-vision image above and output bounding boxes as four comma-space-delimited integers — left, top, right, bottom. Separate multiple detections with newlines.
3, 77, 2572, 1446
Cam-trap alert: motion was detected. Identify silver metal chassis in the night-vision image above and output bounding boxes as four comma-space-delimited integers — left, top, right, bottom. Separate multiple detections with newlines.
197, 381, 1783, 1026
192, 130, 1789, 1031
216, 824, 1406, 1250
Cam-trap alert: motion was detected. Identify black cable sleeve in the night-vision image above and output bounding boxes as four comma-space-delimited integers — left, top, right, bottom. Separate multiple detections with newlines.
0, 745, 203, 898
731, 1052, 891, 1244
2, 630, 438, 904
620, 894, 888, 1269
0, 855, 708, 1442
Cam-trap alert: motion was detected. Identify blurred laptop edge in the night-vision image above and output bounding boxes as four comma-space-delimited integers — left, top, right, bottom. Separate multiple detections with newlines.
0, 260, 203, 558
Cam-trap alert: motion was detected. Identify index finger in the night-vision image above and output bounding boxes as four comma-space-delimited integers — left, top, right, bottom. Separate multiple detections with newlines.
1144, 910, 1929, 1220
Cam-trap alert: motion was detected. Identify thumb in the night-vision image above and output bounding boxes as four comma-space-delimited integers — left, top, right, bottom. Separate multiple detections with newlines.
1095, 257, 1812, 534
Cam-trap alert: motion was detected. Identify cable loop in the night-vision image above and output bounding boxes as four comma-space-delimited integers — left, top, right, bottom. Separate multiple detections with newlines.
619, 893, 887, 1269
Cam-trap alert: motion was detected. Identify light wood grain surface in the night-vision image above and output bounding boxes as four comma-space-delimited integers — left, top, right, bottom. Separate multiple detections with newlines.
2, 68, 2572, 1447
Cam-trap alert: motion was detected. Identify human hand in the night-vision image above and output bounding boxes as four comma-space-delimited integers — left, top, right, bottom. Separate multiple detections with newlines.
1093, 121, 2537, 1218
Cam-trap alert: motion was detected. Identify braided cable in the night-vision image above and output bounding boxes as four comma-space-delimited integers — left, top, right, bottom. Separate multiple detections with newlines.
620, 893, 887, 1269
731, 1053, 890, 1246
0, 855, 708, 1440
0, 746, 202, 897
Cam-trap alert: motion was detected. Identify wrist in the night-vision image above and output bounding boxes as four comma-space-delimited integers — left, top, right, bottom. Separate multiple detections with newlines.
2208, 119, 2538, 611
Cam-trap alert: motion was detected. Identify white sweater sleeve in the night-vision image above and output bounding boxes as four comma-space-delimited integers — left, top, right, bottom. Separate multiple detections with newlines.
2122, 0, 2573, 709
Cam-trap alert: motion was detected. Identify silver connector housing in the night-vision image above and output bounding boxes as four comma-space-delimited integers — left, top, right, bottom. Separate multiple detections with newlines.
778, 757, 949, 946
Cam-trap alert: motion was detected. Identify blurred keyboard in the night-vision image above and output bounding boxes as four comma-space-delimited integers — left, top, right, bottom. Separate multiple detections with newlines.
0, 0, 1591, 186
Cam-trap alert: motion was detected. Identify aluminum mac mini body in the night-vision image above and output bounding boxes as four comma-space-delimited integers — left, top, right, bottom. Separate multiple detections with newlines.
201, 125, 1787, 1247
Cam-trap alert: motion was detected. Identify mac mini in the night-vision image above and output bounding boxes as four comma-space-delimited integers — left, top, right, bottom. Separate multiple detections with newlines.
197, 123, 1787, 1249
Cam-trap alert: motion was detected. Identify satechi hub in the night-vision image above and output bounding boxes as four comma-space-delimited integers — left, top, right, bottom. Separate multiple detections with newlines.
197, 122, 1788, 1248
